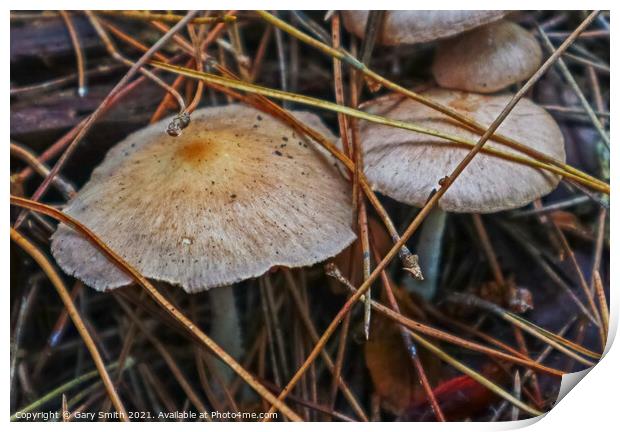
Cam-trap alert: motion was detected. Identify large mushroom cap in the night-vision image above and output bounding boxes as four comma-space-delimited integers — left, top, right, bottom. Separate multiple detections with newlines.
355, 88, 565, 213
342, 10, 507, 46
432, 20, 543, 93
52, 105, 356, 292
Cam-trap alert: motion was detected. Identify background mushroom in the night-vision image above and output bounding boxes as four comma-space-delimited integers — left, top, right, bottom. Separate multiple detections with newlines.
51, 104, 355, 383
342, 11, 507, 46
352, 88, 565, 298
432, 20, 543, 93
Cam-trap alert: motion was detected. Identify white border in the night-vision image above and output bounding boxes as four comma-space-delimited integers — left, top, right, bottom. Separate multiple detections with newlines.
4, 2, 616, 430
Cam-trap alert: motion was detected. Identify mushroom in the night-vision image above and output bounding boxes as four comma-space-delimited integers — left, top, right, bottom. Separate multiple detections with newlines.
351, 88, 565, 298
342, 10, 507, 46
432, 20, 543, 93
51, 104, 355, 292
51, 104, 356, 380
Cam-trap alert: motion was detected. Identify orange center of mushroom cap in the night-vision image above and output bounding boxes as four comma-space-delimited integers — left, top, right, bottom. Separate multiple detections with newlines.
171, 130, 244, 168
175, 139, 213, 165
126, 128, 260, 176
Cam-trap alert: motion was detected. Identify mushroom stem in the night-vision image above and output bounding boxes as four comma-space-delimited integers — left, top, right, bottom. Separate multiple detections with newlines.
207, 286, 244, 387
405, 207, 447, 300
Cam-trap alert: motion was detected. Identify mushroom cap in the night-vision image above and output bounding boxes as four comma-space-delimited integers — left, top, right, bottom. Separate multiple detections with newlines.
52, 105, 356, 292
354, 88, 565, 213
432, 20, 543, 93
342, 10, 507, 46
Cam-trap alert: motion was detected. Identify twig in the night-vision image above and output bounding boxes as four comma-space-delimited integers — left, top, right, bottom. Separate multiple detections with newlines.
17, 75, 147, 182
545, 29, 608, 38
511, 372, 522, 420
186, 24, 205, 113
330, 13, 352, 158
347, 43, 374, 339
10, 63, 121, 96
250, 25, 273, 82
10, 142, 75, 199
99, 18, 169, 62
543, 104, 609, 117
86, 12, 189, 136
510, 196, 590, 217
548, 215, 604, 330
264, 275, 291, 379
370, 245, 446, 421
590, 209, 607, 295
59, 11, 87, 96
563, 52, 609, 73
259, 278, 283, 389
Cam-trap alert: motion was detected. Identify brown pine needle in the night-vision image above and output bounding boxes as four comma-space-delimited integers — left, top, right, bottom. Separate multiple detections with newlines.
59, 11, 87, 96
592, 271, 609, 346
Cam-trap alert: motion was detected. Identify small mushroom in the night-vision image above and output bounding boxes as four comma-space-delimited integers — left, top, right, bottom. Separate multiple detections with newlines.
351, 88, 565, 298
357, 88, 565, 213
432, 20, 543, 93
342, 10, 507, 45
